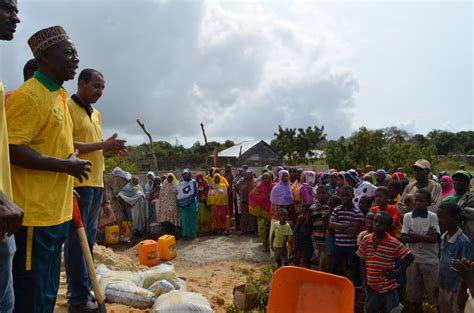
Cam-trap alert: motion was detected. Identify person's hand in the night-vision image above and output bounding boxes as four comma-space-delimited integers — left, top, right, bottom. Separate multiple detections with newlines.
452, 258, 474, 280
0, 191, 24, 241
65, 150, 92, 183
428, 226, 437, 235
386, 269, 398, 280
102, 133, 127, 154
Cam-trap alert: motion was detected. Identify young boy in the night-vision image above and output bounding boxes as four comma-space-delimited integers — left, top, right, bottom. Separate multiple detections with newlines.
437, 202, 472, 313
359, 195, 373, 217
311, 186, 330, 270
401, 189, 440, 313
357, 211, 375, 246
371, 187, 400, 238
358, 212, 414, 313
294, 205, 313, 268
324, 195, 342, 272
388, 181, 403, 206
329, 186, 364, 286
271, 208, 293, 268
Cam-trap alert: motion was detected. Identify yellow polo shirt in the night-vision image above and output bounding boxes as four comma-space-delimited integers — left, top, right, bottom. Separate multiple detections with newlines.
0, 82, 13, 199
68, 98, 104, 188
6, 71, 74, 227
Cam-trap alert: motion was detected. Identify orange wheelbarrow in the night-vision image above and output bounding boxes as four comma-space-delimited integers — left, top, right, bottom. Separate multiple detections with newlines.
267, 266, 354, 313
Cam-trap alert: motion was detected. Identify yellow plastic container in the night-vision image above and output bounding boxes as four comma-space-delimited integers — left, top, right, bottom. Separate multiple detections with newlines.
121, 221, 133, 239
158, 235, 177, 261
138, 240, 159, 266
105, 225, 120, 245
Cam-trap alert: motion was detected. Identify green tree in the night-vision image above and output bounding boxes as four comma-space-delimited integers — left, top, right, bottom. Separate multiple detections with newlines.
271, 125, 326, 164
325, 137, 353, 170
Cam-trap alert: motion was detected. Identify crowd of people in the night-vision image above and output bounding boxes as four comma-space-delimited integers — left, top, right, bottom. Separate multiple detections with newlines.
128, 161, 474, 313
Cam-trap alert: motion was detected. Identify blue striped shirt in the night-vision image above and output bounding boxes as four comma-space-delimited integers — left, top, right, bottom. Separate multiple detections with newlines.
331, 204, 364, 247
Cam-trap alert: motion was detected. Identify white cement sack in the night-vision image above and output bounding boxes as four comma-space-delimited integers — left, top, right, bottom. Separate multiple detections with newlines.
99, 270, 144, 295
105, 282, 156, 309
148, 280, 175, 296
152, 291, 214, 313
141, 263, 178, 289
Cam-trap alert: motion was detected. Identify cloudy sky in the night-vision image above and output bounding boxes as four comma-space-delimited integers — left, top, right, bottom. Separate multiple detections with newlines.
0, 0, 472, 146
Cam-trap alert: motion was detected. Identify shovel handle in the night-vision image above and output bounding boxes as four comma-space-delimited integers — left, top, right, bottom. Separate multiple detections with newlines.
73, 196, 106, 307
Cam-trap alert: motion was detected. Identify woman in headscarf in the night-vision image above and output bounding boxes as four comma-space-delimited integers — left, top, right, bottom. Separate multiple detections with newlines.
239, 170, 257, 234
196, 173, 211, 233
210, 171, 230, 187
335, 171, 347, 196
177, 169, 199, 239
207, 174, 229, 234
233, 168, 244, 230
149, 176, 161, 224
375, 169, 388, 187
392, 171, 409, 191
118, 176, 147, 235
224, 164, 235, 219
440, 175, 455, 200
144, 171, 155, 193
269, 170, 294, 256
327, 172, 337, 195
318, 172, 328, 187
299, 171, 316, 206
249, 172, 274, 250
156, 173, 179, 235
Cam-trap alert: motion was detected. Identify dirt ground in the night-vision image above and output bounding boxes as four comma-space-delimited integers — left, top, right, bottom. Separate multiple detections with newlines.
55, 233, 272, 313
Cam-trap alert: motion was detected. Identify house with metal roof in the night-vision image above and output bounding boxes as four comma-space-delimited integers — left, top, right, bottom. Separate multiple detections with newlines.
217, 140, 281, 166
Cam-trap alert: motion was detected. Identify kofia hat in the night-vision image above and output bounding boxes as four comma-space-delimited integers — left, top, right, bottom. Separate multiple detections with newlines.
28, 26, 70, 58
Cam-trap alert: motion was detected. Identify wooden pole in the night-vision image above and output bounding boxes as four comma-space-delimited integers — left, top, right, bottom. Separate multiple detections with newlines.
136, 119, 158, 171
200, 123, 210, 167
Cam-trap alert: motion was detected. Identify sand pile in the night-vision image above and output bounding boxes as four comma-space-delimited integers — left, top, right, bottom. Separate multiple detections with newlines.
93, 244, 145, 271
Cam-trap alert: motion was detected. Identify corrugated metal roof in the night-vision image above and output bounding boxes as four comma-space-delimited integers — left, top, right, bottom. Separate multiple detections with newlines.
218, 140, 263, 158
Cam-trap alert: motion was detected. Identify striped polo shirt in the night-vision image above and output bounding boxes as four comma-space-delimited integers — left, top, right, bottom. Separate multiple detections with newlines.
357, 233, 411, 293
331, 204, 364, 247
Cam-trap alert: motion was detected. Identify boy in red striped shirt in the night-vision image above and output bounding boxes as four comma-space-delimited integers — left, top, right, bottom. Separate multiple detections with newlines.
357, 211, 414, 313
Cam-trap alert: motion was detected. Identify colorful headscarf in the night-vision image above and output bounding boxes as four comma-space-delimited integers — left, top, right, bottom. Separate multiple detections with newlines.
270, 170, 294, 206
301, 171, 316, 186
441, 175, 455, 199
345, 169, 361, 184
249, 172, 274, 219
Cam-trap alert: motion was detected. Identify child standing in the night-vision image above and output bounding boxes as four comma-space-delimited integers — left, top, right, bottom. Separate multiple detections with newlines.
324, 195, 342, 272
357, 212, 414, 313
293, 205, 314, 268
329, 186, 364, 286
388, 181, 403, 206
357, 211, 375, 245
358, 195, 373, 217
311, 186, 330, 270
437, 202, 472, 313
401, 189, 440, 313
371, 187, 400, 238
271, 208, 293, 268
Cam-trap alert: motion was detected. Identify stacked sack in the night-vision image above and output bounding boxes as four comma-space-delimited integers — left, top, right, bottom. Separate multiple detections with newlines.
96, 262, 213, 312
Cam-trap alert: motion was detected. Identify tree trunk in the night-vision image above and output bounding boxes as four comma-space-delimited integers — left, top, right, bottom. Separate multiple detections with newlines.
136, 119, 158, 171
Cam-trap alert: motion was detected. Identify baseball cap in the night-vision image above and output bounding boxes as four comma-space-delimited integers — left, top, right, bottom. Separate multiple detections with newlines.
413, 159, 431, 170
452, 170, 472, 181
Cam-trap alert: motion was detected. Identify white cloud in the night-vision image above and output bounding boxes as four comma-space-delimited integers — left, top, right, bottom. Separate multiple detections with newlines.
1, 0, 359, 146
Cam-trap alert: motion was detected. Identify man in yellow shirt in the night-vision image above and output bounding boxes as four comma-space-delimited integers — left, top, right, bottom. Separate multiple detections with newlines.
65, 68, 126, 312
6, 26, 91, 313
0, 1, 23, 312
